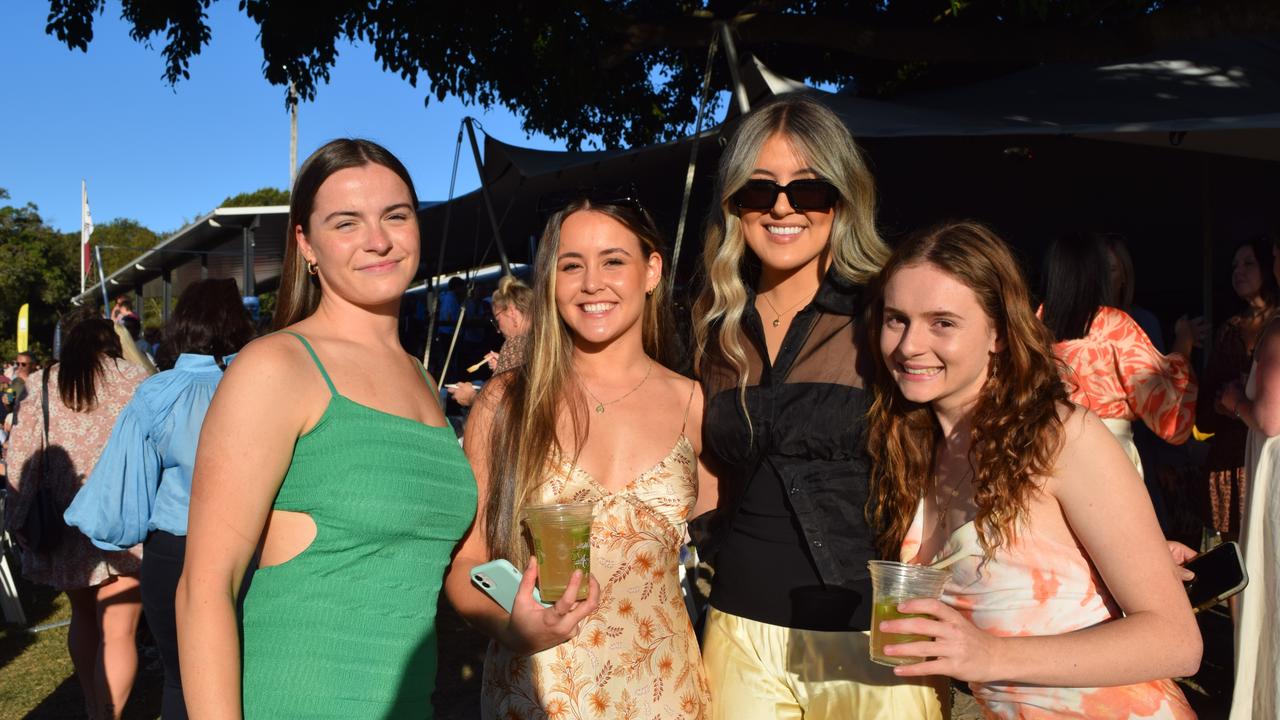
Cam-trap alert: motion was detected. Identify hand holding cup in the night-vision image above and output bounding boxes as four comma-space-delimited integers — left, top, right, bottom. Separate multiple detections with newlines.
502, 556, 600, 656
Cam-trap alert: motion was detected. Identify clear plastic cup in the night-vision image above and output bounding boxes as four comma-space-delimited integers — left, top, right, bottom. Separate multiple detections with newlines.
867, 560, 951, 666
523, 502, 595, 601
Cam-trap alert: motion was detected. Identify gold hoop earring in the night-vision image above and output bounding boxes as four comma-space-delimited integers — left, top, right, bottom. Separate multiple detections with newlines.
306, 260, 318, 276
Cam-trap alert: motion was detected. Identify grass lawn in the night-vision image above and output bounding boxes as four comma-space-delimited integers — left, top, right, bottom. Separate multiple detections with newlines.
1, 567, 161, 720
2, 548, 1233, 719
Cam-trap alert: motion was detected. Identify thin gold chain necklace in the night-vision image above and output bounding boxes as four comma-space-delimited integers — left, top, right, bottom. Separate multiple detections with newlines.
759, 289, 817, 328
934, 469, 972, 537
580, 358, 653, 414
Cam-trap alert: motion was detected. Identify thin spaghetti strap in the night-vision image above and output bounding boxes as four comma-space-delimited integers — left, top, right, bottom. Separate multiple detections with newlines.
680, 379, 697, 435
280, 331, 338, 397
411, 357, 441, 397
413, 358, 432, 385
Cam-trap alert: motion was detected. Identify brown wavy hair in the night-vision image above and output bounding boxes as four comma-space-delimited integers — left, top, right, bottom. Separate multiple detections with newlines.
867, 221, 1069, 558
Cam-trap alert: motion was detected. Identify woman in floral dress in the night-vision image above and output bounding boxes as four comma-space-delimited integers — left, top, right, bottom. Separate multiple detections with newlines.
445, 196, 716, 719
4, 317, 149, 719
1039, 231, 1201, 475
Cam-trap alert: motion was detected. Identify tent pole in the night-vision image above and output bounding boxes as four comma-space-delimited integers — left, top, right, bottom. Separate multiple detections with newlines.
424, 122, 466, 369
669, 29, 721, 287
440, 302, 466, 389
464, 117, 512, 276
717, 21, 750, 114
1201, 155, 1213, 377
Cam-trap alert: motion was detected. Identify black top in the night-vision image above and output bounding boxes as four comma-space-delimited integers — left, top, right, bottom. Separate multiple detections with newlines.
700, 267, 877, 631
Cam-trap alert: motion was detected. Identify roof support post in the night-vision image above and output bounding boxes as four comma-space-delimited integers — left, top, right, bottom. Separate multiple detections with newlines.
162, 271, 172, 324
1200, 156, 1213, 376
242, 218, 259, 296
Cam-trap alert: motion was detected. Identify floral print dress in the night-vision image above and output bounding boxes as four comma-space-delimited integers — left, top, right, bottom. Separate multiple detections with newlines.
481, 428, 710, 719
1052, 306, 1196, 443
4, 362, 148, 590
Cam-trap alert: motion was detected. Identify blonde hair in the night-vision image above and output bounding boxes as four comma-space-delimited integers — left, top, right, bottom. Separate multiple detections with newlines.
492, 274, 533, 315
483, 200, 675, 562
693, 95, 887, 395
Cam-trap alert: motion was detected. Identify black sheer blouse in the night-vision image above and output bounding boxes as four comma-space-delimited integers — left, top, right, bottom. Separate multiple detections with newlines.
700, 268, 878, 631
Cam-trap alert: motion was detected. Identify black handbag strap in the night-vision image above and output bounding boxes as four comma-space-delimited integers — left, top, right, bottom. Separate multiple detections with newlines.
40, 368, 50, 479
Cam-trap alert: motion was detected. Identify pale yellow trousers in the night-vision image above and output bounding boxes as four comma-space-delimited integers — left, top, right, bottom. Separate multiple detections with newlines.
702, 607, 948, 720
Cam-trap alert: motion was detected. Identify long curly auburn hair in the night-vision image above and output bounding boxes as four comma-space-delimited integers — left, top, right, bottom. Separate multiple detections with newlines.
867, 221, 1070, 558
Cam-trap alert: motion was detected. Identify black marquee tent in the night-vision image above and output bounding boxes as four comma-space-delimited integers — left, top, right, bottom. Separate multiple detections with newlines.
77, 36, 1280, 329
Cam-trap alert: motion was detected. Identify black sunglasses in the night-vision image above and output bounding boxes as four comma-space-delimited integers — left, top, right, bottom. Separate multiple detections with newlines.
732, 179, 840, 212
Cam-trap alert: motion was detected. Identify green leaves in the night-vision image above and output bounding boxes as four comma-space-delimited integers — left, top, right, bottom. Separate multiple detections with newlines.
0, 193, 78, 352
220, 187, 289, 207
41, 1, 1259, 149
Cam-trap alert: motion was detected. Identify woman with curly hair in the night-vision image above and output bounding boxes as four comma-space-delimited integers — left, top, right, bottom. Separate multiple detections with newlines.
867, 221, 1201, 718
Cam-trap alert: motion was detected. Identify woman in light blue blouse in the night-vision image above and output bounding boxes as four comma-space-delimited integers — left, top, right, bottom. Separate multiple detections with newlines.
66, 278, 255, 720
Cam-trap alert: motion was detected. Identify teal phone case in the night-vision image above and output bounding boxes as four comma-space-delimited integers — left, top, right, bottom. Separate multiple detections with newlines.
471, 559, 550, 612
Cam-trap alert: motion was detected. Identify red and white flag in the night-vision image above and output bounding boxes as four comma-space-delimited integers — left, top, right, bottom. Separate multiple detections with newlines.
81, 179, 94, 293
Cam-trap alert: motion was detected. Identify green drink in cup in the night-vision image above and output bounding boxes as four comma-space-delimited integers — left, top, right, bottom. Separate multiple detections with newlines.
867, 560, 951, 666
523, 502, 595, 602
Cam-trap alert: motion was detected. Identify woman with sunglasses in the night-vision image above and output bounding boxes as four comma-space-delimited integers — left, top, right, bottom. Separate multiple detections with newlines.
445, 195, 717, 719
692, 95, 944, 718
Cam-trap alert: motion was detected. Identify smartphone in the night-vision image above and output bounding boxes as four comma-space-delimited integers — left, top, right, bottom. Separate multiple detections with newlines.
1184, 541, 1248, 613
470, 559, 550, 613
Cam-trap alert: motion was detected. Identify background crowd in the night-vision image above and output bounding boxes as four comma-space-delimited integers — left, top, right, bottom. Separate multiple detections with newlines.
0, 94, 1274, 720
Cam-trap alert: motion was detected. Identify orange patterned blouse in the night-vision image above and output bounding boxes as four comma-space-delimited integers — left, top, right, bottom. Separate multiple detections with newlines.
1052, 306, 1197, 443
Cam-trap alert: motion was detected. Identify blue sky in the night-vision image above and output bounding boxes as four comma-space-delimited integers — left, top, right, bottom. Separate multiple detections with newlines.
0, 2, 569, 235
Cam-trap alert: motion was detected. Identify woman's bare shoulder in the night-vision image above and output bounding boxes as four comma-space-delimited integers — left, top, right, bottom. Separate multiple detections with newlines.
218, 333, 319, 392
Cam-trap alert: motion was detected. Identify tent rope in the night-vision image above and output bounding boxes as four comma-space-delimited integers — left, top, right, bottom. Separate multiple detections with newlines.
669, 27, 721, 287
423, 120, 466, 372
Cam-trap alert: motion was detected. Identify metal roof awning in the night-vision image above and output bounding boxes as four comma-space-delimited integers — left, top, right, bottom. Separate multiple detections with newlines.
75, 205, 290, 307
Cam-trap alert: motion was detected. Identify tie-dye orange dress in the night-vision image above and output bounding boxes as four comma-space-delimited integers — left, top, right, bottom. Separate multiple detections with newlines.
901, 507, 1195, 719
480, 432, 711, 719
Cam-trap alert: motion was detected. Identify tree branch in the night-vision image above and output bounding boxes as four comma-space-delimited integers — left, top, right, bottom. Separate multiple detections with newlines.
612, 1, 1280, 66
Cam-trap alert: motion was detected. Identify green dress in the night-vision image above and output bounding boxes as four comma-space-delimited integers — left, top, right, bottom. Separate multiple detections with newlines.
239, 332, 476, 718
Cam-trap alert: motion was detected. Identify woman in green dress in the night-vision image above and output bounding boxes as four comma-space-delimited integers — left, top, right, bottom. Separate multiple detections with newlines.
176, 139, 476, 719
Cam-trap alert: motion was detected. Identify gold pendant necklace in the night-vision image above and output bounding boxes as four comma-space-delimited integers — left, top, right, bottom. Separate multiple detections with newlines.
760, 289, 817, 328
580, 358, 654, 414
